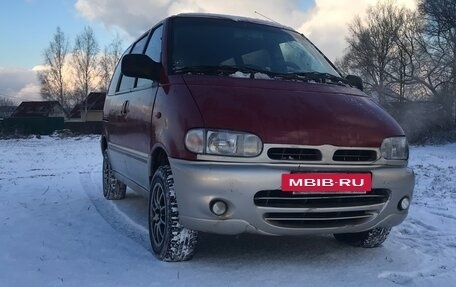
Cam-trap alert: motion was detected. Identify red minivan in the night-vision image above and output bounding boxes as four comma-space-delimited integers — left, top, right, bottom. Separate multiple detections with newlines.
101, 13, 415, 261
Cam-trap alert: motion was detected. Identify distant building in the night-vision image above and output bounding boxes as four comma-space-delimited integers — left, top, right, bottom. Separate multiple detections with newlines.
69, 92, 106, 122
5, 101, 66, 134
11, 101, 68, 119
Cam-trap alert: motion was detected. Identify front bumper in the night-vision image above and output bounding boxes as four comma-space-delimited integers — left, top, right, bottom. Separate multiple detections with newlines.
170, 158, 415, 235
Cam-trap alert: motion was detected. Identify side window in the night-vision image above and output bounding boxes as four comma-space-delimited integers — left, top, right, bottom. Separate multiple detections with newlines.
145, 25, 163, 62
107, 62, 122, 95
118, 34, 149, 92
131, 35, 148, 54
107, 48, 130, 95
137, 25, 163, 87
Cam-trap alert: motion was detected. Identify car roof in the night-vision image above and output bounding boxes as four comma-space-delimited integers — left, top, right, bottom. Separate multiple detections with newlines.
171, 12, 295, 31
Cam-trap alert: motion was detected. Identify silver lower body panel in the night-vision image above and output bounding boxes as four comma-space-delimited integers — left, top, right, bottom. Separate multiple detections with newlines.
169, 158, 414, 235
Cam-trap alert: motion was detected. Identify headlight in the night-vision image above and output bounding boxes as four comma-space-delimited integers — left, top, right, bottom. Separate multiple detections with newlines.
185, 129, 263, 157
381, 137, 409, 160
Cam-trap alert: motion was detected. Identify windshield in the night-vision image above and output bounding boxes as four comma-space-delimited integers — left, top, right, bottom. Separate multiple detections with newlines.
169, 17, 340, 77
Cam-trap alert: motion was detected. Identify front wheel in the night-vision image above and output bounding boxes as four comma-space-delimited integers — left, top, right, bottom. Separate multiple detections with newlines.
333, 227, 392, 248
148, 165, 198, 261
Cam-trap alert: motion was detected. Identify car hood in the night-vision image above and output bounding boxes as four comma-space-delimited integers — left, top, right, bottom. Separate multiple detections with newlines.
182, 75, 403, 147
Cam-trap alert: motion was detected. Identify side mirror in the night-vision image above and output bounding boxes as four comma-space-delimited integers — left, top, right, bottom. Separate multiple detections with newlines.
345, 75, 363, 91
121, 54, 161, 82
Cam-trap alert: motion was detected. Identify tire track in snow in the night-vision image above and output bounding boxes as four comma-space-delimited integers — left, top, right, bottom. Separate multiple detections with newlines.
429, 211, 456, 220
79, 171, 151, 252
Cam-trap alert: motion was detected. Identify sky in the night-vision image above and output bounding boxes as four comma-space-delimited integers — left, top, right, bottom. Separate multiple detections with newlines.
0, 0, 417, 104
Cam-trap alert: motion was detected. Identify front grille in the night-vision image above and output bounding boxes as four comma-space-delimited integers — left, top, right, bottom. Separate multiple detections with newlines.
332, 149, 377, 162
254, 189, 389, 228
267, 148, 322, 161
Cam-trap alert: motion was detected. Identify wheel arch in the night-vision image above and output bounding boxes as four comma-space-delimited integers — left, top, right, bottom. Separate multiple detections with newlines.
149, 144, 170, 180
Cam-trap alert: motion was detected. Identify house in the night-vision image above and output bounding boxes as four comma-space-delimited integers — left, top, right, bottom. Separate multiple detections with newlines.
11, 101, 68, 119
66, 92, 106, 134
5, 101, 66, 134
69, 92, 106, 122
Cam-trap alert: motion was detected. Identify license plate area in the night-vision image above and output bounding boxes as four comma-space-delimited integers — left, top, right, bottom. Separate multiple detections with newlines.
282, 173, 372, 194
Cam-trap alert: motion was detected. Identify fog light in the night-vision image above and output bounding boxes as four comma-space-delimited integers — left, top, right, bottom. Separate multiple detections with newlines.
210, 200, 227, 216
399, 197, 410, 211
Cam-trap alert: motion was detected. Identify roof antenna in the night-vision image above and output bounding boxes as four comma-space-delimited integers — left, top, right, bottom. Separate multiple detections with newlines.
254, 11, 279, 24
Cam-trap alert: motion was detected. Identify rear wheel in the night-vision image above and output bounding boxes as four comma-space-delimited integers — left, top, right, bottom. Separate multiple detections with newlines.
102, 150, 126, 200
148, 165, 198, 261
334, 227, 391, 248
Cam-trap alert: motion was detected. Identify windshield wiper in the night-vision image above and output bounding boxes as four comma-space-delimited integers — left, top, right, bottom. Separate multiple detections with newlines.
291, 72, 349, 86
174, 65, 266, 77
174, 66, 350, 86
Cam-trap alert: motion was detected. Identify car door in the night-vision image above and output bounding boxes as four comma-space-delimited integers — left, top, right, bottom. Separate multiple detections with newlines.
104, 46, 132, 176
122, 25, 163, 189
105, 32, 150, 182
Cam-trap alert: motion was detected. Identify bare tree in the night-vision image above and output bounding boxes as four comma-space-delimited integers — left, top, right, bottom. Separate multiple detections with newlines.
0, 96, 16, 107
385, 10, 433, 102
73, 26, 100, 111
99, 35, 123, 92
38, 27, 71, 110
418, 0, 456, 122
341, 1, 407, 104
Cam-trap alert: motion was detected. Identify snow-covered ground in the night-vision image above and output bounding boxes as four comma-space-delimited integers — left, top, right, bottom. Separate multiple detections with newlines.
0, 136, 455, 287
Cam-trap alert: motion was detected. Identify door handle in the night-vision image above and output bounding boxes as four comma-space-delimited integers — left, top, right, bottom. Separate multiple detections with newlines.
121, 100, 130, 115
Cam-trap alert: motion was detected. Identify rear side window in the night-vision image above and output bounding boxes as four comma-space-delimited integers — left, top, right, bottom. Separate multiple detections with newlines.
118, 34, 149, 92
107, 48, 130, 96
138, 25, 163, 87
107, 62, 122, 95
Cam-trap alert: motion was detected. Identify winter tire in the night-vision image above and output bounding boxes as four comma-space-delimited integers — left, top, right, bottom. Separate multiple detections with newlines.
334, 227, 391, 248
102, 150, 126, 200
149, 165, 198, 262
